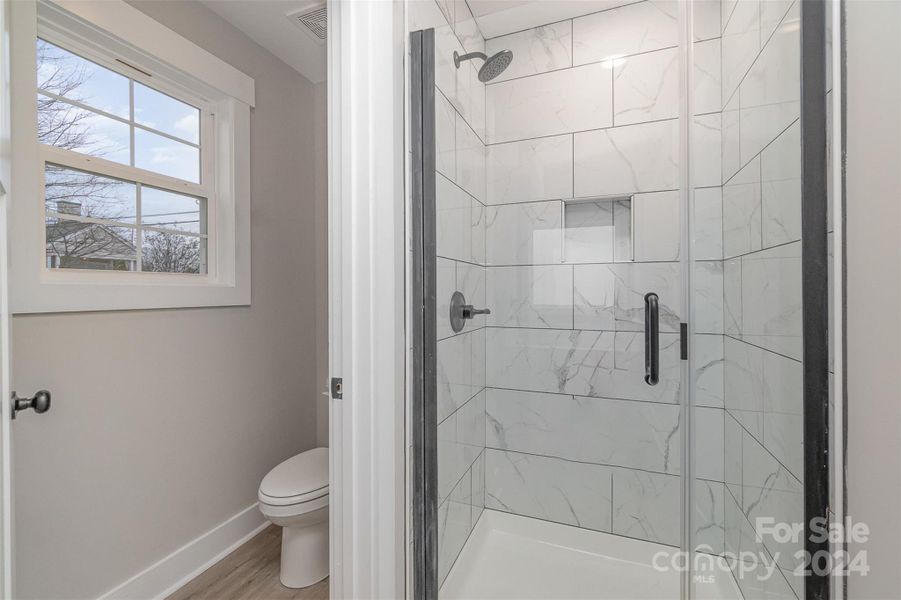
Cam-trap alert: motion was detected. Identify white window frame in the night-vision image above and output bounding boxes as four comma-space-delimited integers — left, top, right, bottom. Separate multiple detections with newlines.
9, 0, 255, 313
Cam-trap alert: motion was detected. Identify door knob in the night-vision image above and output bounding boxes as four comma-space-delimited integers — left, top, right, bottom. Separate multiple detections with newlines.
11, 390, 51, 419
449, 291, 491, 333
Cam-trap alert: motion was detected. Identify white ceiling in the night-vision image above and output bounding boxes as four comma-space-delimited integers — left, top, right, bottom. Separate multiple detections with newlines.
200, 0, 635, 83
467, 0, 635, 39
201, 0, 327, 84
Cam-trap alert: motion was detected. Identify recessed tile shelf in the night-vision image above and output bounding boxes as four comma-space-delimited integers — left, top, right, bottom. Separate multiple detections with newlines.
563, 196, 634, 263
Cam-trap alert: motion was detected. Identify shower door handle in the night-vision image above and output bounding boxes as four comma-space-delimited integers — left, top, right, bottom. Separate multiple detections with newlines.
644, 293, 659, 386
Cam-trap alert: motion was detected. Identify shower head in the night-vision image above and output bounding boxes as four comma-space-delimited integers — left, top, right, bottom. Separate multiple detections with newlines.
454, 49, 514, 82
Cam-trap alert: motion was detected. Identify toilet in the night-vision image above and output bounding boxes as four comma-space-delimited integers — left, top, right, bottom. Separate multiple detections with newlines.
258, 447, 329, 588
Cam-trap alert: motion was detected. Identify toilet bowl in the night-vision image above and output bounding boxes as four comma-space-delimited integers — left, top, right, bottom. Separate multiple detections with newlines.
259, 447, 329, 588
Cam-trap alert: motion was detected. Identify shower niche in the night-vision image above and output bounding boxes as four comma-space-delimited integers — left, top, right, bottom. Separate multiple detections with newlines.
563, 196, 634, 264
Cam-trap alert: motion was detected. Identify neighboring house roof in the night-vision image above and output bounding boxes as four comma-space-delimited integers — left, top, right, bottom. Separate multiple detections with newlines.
46, 220, 136, 261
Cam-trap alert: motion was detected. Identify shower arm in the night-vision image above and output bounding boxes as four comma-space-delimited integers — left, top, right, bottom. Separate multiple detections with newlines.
454, 51, 488, 68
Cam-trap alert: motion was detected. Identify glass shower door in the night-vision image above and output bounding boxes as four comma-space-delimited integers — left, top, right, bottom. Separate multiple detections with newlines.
411, 1, 690, 596
687, 1, 829, 599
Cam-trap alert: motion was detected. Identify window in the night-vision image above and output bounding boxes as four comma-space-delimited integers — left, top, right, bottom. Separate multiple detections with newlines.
38, 39, 208, 275
10, 0, 255, 312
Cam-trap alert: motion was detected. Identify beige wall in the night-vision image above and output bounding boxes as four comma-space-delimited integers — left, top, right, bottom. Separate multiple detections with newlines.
11, 2, 326, 598
845, 1, 901, 599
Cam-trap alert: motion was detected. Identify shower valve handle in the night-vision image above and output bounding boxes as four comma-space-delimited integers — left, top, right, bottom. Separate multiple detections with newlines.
449, 291, 490, 333
463, 305, 491, 319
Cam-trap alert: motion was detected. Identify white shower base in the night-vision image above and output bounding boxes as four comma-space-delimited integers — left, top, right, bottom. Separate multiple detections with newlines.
440, 510, 741, 600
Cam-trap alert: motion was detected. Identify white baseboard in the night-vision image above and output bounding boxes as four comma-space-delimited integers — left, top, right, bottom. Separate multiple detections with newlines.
97, 503, 269, 600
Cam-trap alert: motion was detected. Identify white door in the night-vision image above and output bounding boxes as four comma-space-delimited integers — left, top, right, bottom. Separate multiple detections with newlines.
0, 0, 12, 594
0, 0, 13, 595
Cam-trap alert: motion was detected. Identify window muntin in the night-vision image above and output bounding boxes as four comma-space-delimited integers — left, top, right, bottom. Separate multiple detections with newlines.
43, 164, 208, 274
36, 36, 210, 275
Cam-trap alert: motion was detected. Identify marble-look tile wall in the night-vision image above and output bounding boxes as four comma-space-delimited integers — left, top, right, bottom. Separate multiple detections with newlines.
418, 0, 489, 586
719, 1, 803, 598
479, 1, 727, 551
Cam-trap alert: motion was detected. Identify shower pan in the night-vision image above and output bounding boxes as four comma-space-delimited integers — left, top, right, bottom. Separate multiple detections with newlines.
408, 1, 832, 599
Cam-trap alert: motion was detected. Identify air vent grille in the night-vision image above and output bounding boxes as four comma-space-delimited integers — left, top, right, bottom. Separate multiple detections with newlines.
293, 6, 327, 41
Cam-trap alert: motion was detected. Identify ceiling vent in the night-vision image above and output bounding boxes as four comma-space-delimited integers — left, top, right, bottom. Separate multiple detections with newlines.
288, 2, 327, 46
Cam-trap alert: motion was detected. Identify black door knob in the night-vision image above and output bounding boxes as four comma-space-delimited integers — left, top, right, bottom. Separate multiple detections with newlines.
11, 390, 51, 419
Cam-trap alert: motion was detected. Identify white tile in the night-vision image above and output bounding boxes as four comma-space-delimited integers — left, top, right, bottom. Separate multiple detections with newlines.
471, 327, 486, 392
694, 261, 724, 334
485, 449, 613, 532
721, 92, 741, 182
573, 1, 678, 65
486, 389, 682, 474
438, 473, 471, 584
486, 327, 683, 404
762, 351, 803, 480
612, 469, 680, 546
694, 113, 722, 189
693, 187, 723, 261
573, 264, 616, 331
434, 0, 453, 27
485, 21, 572, 84
610, 262, 682, 333
437, 330, 476, 422
453, 0, 483, 55
486, 265, 573, 329
739, 2, 800, 163
724, 336, 765, 440
693, 0, 721, 42
724, 257, 742, 336
741, 241, 802, 360
487, 135, 573, 205
436, 90, 457, 181
696, 407, 725, 481
741, 431, 804, 571
469, 66, 487, 142
564, 200, 615, 264
487, 62, 613, 144
435, 22, 460, 103
456, 114, 486, 203
453, 49, 487, 141
574, 119, 679, 197
457, 388, 487, 450
437, 173, 471, 262
722, 156, 761, 258
760, 0, 795, 47
633, 190, 680, 261
472, 0, 634, 40
613, 200, 633, 261
761, 120, 801, 247
486, 200, 563, 265
694, 38, 722, 114
613, 47, 679, 126
694, 480, 725, 555
437, 257, 456, 340
438, 402, 482, 505
471, 197, 486, 264
724, 413, 743, 503
458, 262, 487, 327
471, 451, 485, 522
695, 334, 724, 409
721, 0, 760, 103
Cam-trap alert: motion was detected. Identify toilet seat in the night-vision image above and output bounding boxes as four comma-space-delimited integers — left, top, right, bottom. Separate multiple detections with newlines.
259, 447, 329, 510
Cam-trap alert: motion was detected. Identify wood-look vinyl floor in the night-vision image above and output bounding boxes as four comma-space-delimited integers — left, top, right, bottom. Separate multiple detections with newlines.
167, 525, 329, 600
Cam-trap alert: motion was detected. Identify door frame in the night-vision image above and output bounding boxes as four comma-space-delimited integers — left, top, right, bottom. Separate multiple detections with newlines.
0, 0, 14, 595
327, 0, 407, 597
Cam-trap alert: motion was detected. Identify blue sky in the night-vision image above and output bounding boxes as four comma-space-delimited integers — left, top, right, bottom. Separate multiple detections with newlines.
38, 39, 203, 233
